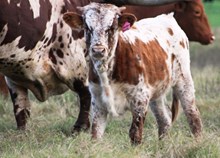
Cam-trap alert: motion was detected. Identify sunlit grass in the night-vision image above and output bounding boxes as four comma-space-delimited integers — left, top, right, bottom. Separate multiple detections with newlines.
0, 19, 220, 158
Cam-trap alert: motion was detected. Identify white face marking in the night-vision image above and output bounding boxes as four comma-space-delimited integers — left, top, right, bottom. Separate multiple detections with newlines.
17, 2, 20, 7
0, 24, 8, 45
85, 7, 116, 47
83, 3, 121, 116
29, 0, 40, 19
83, 3, 119, 65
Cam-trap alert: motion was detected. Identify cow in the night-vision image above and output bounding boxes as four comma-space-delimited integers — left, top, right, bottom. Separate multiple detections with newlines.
0, 75, 8, 98
63, 2, 203, 144
124, 0, 215, 45
1, 0, 191, 132
0, 0, 214, 99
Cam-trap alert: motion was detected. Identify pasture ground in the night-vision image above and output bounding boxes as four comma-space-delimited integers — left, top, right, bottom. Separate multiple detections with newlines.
0, 2, 220, 158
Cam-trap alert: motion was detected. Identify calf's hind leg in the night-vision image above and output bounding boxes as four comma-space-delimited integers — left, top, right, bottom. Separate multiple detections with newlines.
174, 78, 202, 138
150, 97, 172, 139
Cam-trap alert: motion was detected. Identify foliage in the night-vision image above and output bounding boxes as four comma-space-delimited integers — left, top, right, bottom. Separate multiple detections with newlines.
204, 0, 220, 27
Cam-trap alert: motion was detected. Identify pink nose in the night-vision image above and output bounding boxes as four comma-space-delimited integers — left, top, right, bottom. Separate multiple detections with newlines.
210, 35, 215, 42
91, 46, 106, 58
92, 47, 105, 53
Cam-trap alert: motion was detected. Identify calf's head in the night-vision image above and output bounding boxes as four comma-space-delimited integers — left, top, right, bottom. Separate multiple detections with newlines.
63, 3, 136, 71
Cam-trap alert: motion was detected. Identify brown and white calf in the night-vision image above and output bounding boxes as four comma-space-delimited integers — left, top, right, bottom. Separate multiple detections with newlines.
0, 0, 212, 134
68, 3, 203, 144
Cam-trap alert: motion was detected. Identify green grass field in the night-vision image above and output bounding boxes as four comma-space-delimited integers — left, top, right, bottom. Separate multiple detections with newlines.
204, 1, 220, 27
0, 2, 220, 158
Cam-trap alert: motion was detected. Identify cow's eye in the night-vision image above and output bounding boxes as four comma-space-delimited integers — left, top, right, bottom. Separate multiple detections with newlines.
194, 9, 201, 17
105, 29, 109, 35
105, 27, 114, 35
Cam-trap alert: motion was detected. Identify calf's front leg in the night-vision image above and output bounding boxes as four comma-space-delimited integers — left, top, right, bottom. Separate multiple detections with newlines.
129, 101, 148, 145
91, 103, 108, 139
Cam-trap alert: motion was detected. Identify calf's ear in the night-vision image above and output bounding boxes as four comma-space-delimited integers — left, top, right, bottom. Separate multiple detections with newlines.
63, 12, 83, 31
118, 13, 137, 30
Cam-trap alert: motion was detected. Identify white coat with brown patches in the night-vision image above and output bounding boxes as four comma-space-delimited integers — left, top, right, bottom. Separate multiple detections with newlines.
64, 2, 202, 144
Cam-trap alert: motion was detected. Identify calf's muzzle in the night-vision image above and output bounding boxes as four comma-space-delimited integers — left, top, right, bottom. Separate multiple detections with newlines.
91, 45, 107, 59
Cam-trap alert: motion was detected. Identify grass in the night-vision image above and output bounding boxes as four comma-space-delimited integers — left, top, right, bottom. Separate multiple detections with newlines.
204, 0, 220, 27
1, 37, 220, 157
0, 3, 220, 158
0, 88, 220, 158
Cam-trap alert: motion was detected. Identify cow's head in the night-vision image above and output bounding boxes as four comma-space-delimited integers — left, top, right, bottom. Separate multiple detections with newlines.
63, 3, 136, 71
174, 0, 215, 45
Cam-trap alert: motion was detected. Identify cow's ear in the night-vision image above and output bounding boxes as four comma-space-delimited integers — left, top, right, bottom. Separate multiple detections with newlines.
174, 2, 186, 12
63, 12, 83, 30
118, 13, 137, 30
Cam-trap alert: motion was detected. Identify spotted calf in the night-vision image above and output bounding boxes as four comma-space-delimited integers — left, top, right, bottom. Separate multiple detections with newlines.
64, 3, 203, 144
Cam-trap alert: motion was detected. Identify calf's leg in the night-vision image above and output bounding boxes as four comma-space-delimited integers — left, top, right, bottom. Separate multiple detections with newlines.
150, 97, 172, 139
91, 104, 108, 139
129, 101, 148, 145
174, 77, 202, 138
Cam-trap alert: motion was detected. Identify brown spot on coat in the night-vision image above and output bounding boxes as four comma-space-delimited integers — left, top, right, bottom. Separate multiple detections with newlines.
167, 28, 174, 36
113, 37, 168, 86
180, 40, 185, 48
10, 54, 16, 58
56, 49, 64, 58
49, 49, 57, 64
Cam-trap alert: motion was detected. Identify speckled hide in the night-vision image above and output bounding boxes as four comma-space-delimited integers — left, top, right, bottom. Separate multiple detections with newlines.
0, 0, 93, 132
64, 3, 202, 144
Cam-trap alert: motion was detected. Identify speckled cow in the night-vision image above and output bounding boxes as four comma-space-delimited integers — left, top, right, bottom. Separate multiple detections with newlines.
64, 3, 203, 144
0, 0, 93, 132
0, 0, 180, 132
0, 0, 212, 133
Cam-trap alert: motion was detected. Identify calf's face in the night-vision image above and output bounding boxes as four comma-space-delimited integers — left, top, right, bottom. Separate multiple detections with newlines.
63, 3, 136, 62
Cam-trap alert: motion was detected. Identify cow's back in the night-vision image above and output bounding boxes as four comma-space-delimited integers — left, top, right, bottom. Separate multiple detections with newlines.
0, 0, 90, 101
0, 0, 53, 50
115, 14, 189, 96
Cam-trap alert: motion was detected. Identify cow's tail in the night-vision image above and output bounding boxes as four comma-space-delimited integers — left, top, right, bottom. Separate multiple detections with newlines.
171, 92, 180, 123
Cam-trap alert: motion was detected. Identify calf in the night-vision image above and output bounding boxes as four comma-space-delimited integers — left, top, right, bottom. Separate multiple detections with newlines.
64, 3, 203, 144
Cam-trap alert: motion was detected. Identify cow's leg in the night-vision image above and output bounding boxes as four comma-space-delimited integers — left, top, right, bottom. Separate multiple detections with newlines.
174, 77, 202, 138
150, 97, 172, 139
6, 78, 31, 130
91, 104, 108, 139
72, 80, 91, 133
129, 100, 148, 145
0, 75, 9, 97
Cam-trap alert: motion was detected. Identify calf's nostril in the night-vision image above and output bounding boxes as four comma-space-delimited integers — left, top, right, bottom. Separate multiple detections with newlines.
92, 47, 105, 53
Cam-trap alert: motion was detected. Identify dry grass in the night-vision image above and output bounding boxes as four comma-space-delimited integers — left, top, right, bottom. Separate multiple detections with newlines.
0, 29, 220, 158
